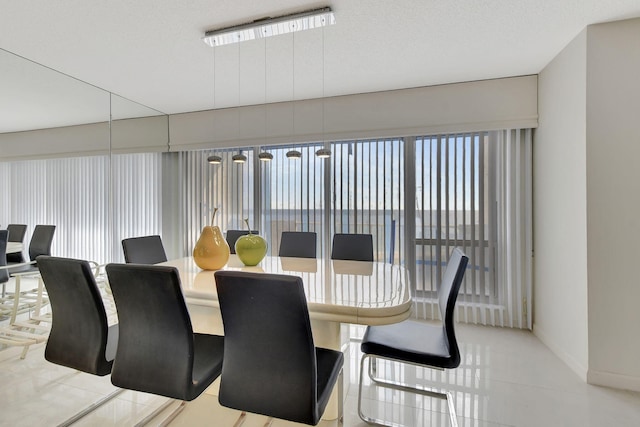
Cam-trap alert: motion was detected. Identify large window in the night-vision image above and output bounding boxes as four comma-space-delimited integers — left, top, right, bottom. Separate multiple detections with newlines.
411, 130, 532, 328
0, 129, 532, 328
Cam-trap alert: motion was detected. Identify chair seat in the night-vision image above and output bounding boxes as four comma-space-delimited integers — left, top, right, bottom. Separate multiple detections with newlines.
361, 319, 458, 369
191, 333, 225, 398
315, 347, 344, 422
7, 262, 38, 275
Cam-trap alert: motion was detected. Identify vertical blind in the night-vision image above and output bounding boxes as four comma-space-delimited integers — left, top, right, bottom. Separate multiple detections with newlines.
176, 149, 255, 254
331, 139, 404, 264
412, 130, 532, 328
260, 144, 326, 257
0, 153, 162, 264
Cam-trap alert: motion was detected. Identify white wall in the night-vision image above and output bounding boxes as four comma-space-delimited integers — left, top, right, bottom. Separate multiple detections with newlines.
585, 18, 640, 391
168, 76, 538, 151
534, 30, 589, 381
535, 17, 640, 391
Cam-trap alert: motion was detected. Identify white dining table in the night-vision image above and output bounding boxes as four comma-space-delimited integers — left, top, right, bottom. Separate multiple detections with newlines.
159, 254, 412, 420
6, 242, 23, 254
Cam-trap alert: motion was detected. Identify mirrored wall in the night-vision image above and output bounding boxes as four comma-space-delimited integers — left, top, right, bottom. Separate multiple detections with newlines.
0, 48, 169, 263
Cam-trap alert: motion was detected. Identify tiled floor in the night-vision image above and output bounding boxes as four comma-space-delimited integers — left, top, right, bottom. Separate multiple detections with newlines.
1, 322, 640, 426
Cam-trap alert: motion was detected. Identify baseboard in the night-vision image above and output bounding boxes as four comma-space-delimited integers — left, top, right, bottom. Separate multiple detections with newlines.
533, 322, 588, 382
587, 369, 640, 392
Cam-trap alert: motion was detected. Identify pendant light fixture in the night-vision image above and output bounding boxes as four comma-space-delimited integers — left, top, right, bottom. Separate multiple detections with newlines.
258, 36, 272, 162
286, 27, 301, 160
258, 151, 273, 161
232, 151, 247, 163
315, 20, 331, 159
208, 46, 221, 166
203, 7, 335, 47
208, 155, 222, 164
286, 148, 302, 159
315, 148, 331, 158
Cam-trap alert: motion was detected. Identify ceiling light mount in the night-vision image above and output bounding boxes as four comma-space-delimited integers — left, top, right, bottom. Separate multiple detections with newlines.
203, 7, 335, 47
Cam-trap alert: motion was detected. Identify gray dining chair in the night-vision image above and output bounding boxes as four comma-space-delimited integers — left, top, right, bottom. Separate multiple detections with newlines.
278, 231, 317, 258
106, 263, 224, 424
6, 224, 27, 263
38, 256, 123, 425
121, 235, 167, 264
331, 233, 374, 262
0, 228, 52, 358
0, 230, 9, 299
357, 247, 469, 427
226, 229, 259, 254
215, 270, 344, 426
7, 224, 56, 274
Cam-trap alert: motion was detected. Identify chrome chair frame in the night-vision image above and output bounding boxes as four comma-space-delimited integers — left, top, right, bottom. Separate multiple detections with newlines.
357, 247, 468, 427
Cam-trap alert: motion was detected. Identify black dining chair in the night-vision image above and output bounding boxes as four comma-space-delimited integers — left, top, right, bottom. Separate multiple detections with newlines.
37, 256, 123, 425
105, 263, 224, 424
0, 230, 9, 300
278, 231, 317, 258
225, 229, 259, 254
2, 225, 56, 332
7, 224, 56, 274
121, 235, 167, 264
6, 224, 27, 263
331, 233, 374, 262
357, 247, 469, 427
214, 270, 344, 426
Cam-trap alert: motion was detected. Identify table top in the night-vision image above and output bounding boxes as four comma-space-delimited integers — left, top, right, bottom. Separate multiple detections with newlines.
6, 242, 23, 254
161, 255, 412, 326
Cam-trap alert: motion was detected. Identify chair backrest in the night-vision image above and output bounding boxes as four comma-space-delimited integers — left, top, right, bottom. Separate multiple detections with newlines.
438, 247, 469, 367
278, 231, 317, 258
0, 230, 8, 284
28, 225, 56, 261
7, 224, 27, 243
37, 256, 114, 376
121, 235, 167, 264
105, 263, 196, 399
226, 230, 259, 254
215, 271, 320, 425
331, 233, 374, 261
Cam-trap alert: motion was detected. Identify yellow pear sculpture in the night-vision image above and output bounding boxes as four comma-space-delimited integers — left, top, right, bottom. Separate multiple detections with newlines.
193, 208, 230, 270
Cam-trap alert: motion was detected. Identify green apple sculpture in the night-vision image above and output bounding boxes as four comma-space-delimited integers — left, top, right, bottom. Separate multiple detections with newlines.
235, 219, 268, 266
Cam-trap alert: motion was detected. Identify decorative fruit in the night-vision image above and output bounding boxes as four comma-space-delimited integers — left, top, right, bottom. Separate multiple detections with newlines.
235, 218, 267, 266
193, 208, 230, 270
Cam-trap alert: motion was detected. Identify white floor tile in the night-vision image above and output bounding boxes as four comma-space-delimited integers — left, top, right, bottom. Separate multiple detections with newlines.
1, 323, 640, 426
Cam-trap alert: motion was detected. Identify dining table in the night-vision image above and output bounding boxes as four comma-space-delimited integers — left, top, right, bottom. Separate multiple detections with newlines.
159, 254, 412, 420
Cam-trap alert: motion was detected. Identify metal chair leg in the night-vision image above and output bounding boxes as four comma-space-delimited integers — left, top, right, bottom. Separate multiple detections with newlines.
133, 399, 186, 427
56, 388, 125, 427
358, 354, 458, 427
233, 411, 247, 427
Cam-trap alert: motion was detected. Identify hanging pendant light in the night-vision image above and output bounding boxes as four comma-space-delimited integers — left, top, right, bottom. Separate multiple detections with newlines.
315, 148, 331, 158
286, 29, 301, 161
208, 155, 222, 164
207, 48, 221, 165
258, 151, 273, 161
315, 22, 331, 160
232, 151, 247, 163
257, 40, 272, 163
286, 149, 302, 159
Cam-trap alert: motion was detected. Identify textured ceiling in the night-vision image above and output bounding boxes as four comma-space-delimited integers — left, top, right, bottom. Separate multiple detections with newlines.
1, 0, 639, 132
